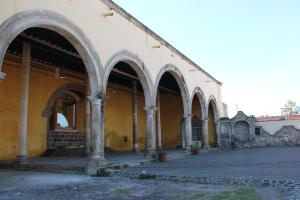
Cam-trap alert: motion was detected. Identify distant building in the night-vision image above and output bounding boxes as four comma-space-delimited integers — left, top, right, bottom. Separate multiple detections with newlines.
281, 107, 292, 116
281, 106, 300, 116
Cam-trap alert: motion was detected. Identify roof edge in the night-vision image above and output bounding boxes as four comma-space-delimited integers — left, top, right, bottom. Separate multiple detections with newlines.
100, 0, 222, 85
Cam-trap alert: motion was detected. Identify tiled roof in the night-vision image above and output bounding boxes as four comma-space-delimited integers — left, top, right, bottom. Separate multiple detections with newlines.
256, 115, 300, 122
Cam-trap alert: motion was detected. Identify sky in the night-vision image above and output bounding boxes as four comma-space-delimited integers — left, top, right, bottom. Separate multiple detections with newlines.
113, 0, 300, 117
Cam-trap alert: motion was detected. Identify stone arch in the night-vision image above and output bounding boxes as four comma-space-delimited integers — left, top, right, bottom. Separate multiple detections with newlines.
154, 64, 190, 115
207, 95, 220, 120
190, 87, 207, 120
0, 10, 102, 97
42, 83, 85, 118
102, 50, 154, 106
207, 95, 220, 147
233, 121, 251, 147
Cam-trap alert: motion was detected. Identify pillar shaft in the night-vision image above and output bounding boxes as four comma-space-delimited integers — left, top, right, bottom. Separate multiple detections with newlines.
184, 114, 192, 150
84, 79, 91, 154
18, 42, 31, 162
87, 95, 107, 175
202, 118, 209, 148
215, 120, 221, 147
145, 106, 156, 155
84, 96, 91, 154
156, 92, 162, 148
132, 80, 139, 152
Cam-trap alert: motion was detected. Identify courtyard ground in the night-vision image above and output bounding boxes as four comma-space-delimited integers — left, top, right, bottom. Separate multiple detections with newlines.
0, 147, 300, 199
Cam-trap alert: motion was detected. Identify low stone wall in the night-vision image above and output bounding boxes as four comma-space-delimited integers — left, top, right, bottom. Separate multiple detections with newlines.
252, 126, 300, 148
220, 112, 300, 148
47, 130, 85, 149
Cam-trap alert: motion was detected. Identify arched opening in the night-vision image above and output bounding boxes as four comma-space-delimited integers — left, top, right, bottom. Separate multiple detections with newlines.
191, 95, 204, 146
208, 101, 217, 147
0, 27, 94, 160
234, 121, 250, 148
156, 70, 188, 150
104, 61, 148, 152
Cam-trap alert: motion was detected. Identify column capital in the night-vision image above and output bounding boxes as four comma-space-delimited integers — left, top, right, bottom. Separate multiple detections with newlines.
0, 72, 6, 81
144, 106, 157, 114
183, 113, 193, 118
91, 94, 108, 106
202, 117, 209, 122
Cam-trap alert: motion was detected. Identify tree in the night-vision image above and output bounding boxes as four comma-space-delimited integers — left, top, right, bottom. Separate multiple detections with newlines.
285, 100, 296, 109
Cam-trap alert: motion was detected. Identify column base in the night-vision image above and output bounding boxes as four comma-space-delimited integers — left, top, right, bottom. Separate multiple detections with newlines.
87, 155, 108, 176
133, 144, 139, 153
144, 148, 156, 159
17, 155, 28, 165
202, 145, 210, 150
185, 147, 191, 153
133, 148, 139, 153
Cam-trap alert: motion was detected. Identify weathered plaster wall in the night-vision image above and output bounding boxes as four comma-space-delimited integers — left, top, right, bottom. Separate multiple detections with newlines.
0, 0, 223, 115
160, 93, 183, 149
0, 60, 79, 159
257, 120, 300, 135
0, 58, 185, 158
253, 126, 300, 147
104, 87, 147, 151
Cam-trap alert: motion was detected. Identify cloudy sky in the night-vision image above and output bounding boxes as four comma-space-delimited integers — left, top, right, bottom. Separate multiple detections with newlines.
114, 0, 300, 117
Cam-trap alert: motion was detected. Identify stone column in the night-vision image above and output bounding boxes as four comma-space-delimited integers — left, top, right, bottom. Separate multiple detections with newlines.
145, 106, 156, 156
18, 42, 31, 163
132, 80, 139, 152
215, 120, 221, 147
84, 78, 91, 154
84, 97, 91, 154
184, 114, 192, 151
156, 92, 162, 149
87, 95, 107, 175
202, 118, 210, 148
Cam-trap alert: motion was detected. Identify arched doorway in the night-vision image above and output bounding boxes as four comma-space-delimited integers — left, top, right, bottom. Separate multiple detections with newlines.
207, 97, 219, 148
190, 87, 207, 147
0, 24, 98, 161
102, 51, 153, 153
154, 65, 189, 150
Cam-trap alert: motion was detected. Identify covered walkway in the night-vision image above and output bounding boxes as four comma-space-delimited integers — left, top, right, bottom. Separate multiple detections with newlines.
0, 149, 187, 173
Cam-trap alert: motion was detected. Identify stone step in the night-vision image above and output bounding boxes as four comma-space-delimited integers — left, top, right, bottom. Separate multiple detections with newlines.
19, 163, 86, 174
42, 148, 87, 157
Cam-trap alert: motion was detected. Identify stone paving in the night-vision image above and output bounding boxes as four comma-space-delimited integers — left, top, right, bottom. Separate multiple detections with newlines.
116, 147, 300, 199
0, 147, 300, 199
0, 170, 280, 200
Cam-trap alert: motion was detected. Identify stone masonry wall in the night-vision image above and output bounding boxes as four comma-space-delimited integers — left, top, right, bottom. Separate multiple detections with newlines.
220, 111, 300, 149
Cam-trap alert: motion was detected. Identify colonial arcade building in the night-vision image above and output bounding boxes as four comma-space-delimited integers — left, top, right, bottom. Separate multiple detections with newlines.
0, 0, 224, 174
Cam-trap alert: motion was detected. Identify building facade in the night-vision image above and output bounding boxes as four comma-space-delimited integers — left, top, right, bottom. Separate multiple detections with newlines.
0, 0, 223, 174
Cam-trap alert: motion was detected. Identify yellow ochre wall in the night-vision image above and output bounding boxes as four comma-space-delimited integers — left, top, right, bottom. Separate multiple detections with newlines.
104, 87, 147, 151
159, 93, 183, 149
192, 97, 202, 119
208, 103, 217, 147
0, 58, 188, 159
0, 60, 83, 159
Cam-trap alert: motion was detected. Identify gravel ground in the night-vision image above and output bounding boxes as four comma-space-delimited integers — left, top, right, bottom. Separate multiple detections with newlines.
0, 170, 285, 200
